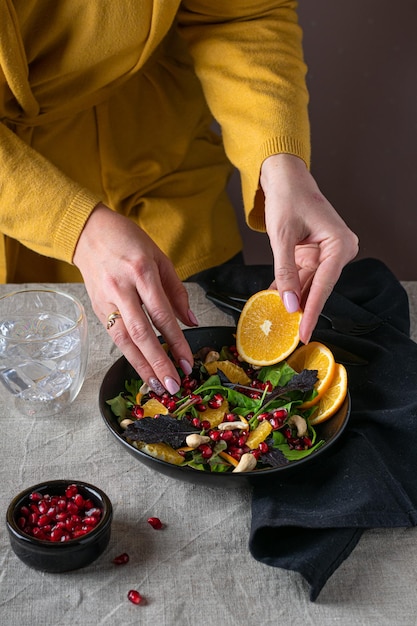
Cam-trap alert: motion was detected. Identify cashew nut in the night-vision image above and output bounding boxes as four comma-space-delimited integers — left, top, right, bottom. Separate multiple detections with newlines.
139, 381, 151, 395
287, 414, 308, 437
120, 418, 135, 429
232, 452, 257, 473
185, 434, 212, 448
218, 421, 249, 431
204, 350, 220, 364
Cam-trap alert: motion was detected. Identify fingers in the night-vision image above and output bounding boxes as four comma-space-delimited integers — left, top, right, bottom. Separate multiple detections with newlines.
298, 236, 359, 343
74, 207, 199, 394
105, 289, 194, 395
270, 231, 303, 314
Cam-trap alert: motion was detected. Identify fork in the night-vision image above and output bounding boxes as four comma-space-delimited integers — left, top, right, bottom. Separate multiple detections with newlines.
318, 312, 383, 336
205, 290, 383, 336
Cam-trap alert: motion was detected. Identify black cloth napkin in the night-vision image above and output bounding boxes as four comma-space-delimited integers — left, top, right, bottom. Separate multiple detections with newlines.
192, 257, 417, 600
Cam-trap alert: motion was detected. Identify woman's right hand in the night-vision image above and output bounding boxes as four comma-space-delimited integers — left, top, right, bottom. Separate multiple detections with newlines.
73, 203, 198, 396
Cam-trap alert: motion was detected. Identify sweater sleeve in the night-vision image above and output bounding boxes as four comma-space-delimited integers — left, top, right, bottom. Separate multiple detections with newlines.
177, 0, 310, 230
0, 121, 101, 263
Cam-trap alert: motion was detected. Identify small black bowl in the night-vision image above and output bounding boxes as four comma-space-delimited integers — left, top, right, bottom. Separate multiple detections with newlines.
6, 480, 112, 572
99, 326, 351, 488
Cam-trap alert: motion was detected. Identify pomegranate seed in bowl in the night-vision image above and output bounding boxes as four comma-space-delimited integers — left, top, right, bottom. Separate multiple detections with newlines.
6, 480, 113, 572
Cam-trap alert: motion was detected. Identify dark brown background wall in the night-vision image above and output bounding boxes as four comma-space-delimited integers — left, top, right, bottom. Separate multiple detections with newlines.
230, 0, 417, 280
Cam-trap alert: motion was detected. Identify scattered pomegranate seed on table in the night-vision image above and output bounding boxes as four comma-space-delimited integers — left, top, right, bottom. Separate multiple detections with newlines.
127, 589, 143, 605
147, 516, 163, 529
112, 552, 130, 565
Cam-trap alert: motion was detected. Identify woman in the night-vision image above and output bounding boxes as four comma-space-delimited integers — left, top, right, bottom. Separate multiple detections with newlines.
0, 1, 358, 395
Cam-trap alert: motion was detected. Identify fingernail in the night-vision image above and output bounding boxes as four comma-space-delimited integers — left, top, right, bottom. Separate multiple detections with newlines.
188, 309, 199, 327
164, 376, 180, 396
148, 377, 166, 396
179, 359, 193, 376
283, 291, 300, 313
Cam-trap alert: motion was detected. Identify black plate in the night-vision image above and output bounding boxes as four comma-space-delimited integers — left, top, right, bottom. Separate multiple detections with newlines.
99, 327, 351, 488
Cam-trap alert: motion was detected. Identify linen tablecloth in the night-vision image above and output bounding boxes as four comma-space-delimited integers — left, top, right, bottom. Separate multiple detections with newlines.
1, 278, 417, 626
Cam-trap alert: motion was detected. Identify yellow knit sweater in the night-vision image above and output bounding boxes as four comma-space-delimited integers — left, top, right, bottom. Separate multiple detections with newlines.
0, 0, 310, 282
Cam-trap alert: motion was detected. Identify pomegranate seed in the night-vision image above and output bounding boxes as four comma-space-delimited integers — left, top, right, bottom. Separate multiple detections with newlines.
147, 517, 163, 530
228, 446, 244, 460
166, 399, 177, 412
192, 417, 201, 428
32, 527, 47, 540
16, 485, 103, 542
37, 500, 49, 514
200, 420, 211, 431
258, 441, 269, 454
189, 393, 202, 403
209, 430, 221, 442
195, 403, 207, 412
225, 413, 236, 422
73, 493, 84, 508
29, 512, 39, 525
127, 590, 143, 605
57, 498, 67, 511
132, 405, 144, 419
50, 527, 64, 541
65, 484, 78, 499
199, 444, 213, 459
250, 449, 261, 460
113, 552, 130, 565
47, 505, 57, 518
257, 412, 270, 421
38, 514, 51, 527
29, 491, 42, 502
208, 393, 223, 409
220, 430, 233, 441
85, 507, 102, 517
66, 501, 79, 515
72, 528, 89, 538
269, 416, 283, 430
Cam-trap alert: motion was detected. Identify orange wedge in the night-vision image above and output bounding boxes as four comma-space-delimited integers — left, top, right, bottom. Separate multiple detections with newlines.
141, 398, 168, 417
203, 398, 229, 428
236, 290, 302, 366
286, 341, 336, 408
204, 360, 251, 385
246, 420, 273, 449
309, 363, 348, 425
134, 442, 184, 465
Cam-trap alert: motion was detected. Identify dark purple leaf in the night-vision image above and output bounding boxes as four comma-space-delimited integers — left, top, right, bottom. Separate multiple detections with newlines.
262, 369, 318, 406
261, 448, 290, 468
123, 414, 199, 448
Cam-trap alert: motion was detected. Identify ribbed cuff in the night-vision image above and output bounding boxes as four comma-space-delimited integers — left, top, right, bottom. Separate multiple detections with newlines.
53, 188, 102, 263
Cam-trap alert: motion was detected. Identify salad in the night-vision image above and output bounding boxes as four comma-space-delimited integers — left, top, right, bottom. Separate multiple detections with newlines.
107, 342, 327, 473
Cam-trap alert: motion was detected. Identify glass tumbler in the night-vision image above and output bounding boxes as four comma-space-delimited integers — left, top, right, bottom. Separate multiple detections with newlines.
0, 289, 89, 417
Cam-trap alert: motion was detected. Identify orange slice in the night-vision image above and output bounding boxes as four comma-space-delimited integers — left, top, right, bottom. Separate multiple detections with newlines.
286, 341, 336, 408
236, 290, 302, 366
309, 363, 348, 425
204, 360, 251, 385
246, 420, 273, 449
134, 442, 184, 465
203, 399, 229, 428
141, 398, 168, 417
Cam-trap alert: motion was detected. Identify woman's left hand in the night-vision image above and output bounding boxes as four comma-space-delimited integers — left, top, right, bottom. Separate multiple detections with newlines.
260, 154, 359, 343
